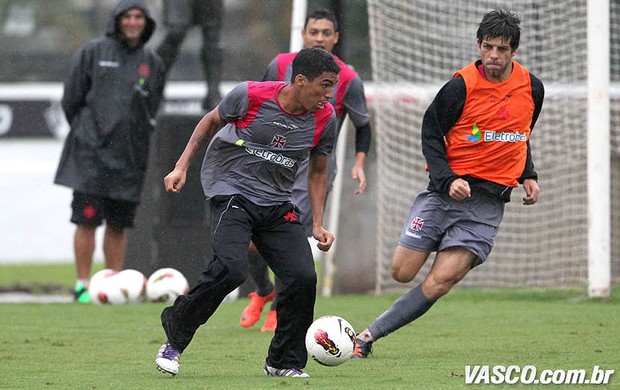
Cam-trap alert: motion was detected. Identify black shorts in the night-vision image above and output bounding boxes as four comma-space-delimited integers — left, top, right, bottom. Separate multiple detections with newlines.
70, 192, 138, 229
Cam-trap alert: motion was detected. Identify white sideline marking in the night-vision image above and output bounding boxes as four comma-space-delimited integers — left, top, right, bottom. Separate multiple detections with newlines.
0, 292, 72, 303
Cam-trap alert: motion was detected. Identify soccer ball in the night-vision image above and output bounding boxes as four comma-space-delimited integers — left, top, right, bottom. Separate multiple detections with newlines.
146, 267, 189, 303
305, 315, 356, 366
223, 287, 239, 303
88, 269, 118, 304
106, 269, 147, 304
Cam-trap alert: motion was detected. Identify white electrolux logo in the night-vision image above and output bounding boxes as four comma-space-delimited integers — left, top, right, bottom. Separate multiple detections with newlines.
245, 147, 295, 167
484, 131, 527, 142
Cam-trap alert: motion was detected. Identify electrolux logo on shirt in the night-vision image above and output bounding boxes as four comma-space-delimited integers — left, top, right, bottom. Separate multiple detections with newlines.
483, 131, 527, 142
244, 147, 295, 167
466, 124, 482, 142
466, 124, 527, 143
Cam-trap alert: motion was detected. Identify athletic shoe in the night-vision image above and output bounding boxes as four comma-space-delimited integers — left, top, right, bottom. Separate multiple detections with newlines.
351, 337, 373, 358
264, 361, 309, 378
260, 310, 277, 332
73, 283, 90, 303
240, 290, 275, 328
155, 342, 181, 376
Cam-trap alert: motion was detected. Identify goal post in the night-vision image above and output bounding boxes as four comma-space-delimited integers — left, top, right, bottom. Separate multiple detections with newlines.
367, 0, 618, 296
587, 0, 611, 297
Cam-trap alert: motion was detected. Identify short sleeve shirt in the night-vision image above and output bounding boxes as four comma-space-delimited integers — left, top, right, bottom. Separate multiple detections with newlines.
200, 81, 337, 206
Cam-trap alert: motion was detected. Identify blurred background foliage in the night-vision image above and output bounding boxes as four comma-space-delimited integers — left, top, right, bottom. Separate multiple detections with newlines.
0, 0, 371, 83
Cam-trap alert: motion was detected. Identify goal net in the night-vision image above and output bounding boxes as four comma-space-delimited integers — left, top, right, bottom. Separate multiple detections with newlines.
367, 0, 620, 292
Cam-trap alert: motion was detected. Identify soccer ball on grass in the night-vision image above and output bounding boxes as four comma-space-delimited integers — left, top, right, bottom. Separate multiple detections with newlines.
106, 269, 147, 304
87, 269, 118, 304
146, 267, 189, 303
305, 315, 356, 366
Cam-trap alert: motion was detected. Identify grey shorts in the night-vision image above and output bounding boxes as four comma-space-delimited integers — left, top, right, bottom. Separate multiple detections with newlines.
398, 190, 505, 266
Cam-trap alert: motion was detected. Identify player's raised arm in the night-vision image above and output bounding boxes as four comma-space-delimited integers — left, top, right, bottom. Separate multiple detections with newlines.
164, 108, 223, 193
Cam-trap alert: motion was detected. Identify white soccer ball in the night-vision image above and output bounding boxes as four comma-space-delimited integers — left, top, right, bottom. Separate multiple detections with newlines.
88, 269, 118, 304
106, 269, 146, 304
305, 315, 356, 366
146, 267, 189, 303
223, 287, 239, 303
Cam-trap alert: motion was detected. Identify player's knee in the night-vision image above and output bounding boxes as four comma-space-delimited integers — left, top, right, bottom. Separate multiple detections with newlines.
390, 263, 415, 283
423, 275, 457, 299
290, 267, 317, 289
226, 268, 248, 288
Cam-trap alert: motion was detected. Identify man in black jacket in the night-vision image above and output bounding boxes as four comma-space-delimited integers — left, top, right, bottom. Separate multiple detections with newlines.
54, 0, 165, 303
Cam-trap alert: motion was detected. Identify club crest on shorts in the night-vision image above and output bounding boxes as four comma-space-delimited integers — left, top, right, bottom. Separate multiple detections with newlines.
409, 217, 424, 231
405, 216, 424, 238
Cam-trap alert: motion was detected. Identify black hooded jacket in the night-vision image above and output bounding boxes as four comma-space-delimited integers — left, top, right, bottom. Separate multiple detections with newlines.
54, 0, 165, 203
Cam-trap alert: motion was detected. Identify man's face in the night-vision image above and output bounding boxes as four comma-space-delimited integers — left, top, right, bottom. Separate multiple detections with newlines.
302, 18, 339, 53
120, 9, 146, 47
298, 71, 338, 113
478, 37, 517, 82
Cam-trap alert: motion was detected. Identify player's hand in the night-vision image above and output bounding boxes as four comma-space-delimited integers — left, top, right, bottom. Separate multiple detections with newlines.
522, 179, 540, 205
448, 178, 471, 201
164, 168, 187, 193
313, 227, 335, 252
352, 164, 367, 194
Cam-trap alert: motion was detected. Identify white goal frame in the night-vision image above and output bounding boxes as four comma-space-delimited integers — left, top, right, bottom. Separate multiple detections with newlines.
587, 0, 611, 297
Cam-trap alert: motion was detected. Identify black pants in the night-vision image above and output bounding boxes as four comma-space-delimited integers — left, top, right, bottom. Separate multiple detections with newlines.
161, 195, 316, 369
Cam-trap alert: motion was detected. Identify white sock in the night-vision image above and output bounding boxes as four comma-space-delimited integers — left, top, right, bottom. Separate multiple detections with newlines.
75, 279, 89, 289
358, 329, 374, 342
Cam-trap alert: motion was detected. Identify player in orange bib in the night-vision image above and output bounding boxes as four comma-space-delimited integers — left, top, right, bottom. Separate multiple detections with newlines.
352, 9, 544, 358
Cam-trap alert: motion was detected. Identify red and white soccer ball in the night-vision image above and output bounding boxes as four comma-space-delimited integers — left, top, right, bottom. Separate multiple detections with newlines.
106, 269, 147, 304
88, 269, 118, 304
305, 315, 356, 366
146, 267, 189, 303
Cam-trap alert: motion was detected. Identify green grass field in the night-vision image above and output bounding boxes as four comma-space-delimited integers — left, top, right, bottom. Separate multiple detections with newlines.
1, 263, 618, 389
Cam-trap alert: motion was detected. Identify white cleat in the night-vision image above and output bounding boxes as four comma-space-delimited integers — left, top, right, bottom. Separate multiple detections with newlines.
264, 361, 310, 378
155, 342, 181, 376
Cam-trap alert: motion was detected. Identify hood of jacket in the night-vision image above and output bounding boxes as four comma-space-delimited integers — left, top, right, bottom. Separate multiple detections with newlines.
106, 0, 156, 47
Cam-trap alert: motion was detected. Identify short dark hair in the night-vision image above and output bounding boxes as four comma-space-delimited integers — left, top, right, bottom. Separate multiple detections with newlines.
477, 9, 521, 50
291, 47, 340, 83
304, 8, 338, 31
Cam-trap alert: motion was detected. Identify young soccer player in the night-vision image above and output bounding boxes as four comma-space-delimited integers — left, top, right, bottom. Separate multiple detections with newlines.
154, 48, 340, 378
239, 8, 372, 332
351, 9, 545, 358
